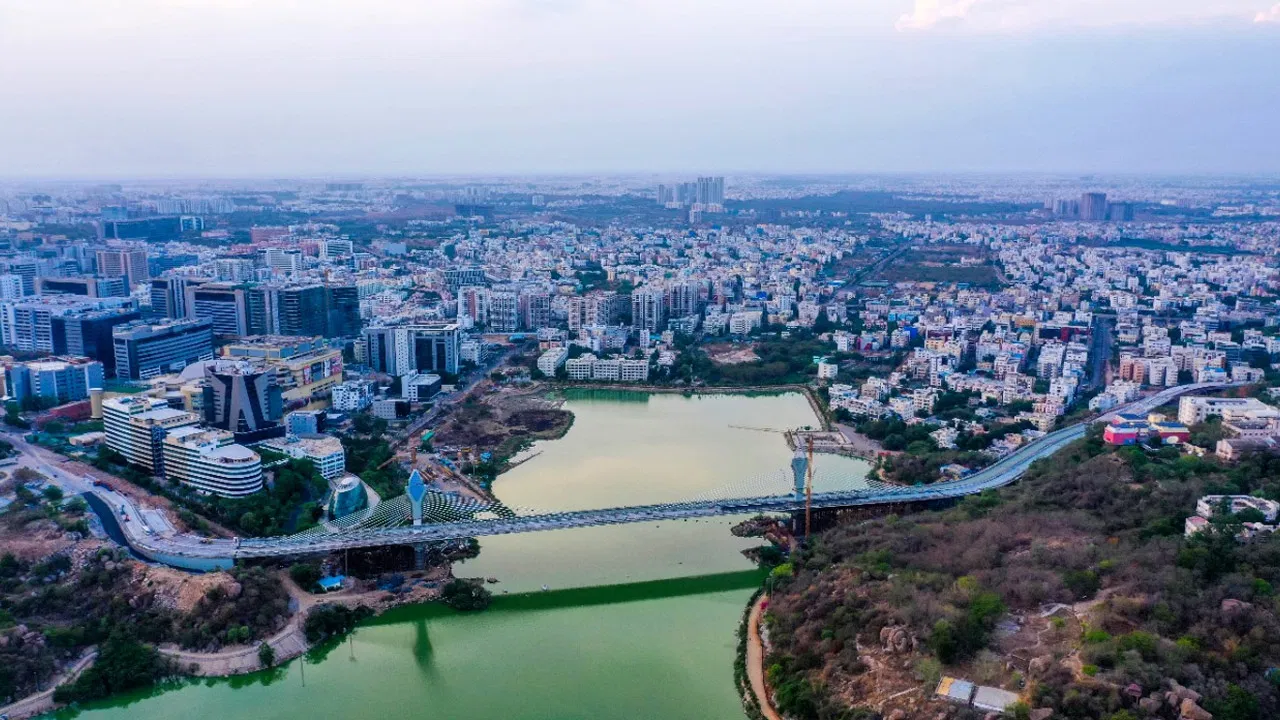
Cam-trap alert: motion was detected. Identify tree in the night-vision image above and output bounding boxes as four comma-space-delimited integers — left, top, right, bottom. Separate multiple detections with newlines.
41, 485, 64, 503
289, 562, 322, 590
440, 579, 492, 611
258, 642, 276, 668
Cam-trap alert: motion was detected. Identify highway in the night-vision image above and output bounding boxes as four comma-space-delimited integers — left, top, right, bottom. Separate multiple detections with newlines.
3, 382, 1231, 571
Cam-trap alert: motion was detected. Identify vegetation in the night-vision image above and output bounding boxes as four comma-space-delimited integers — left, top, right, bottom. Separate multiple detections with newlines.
439, 579, 492, 612
764, 427, 1280, 719
342, 417, 408, 499
303, 604, 373, 644
90, 447, 327, 537
173, 567, 291, 651
52, 634, 173, 704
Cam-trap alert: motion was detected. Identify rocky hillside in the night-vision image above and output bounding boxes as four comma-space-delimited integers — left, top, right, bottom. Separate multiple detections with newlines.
763, 426, 1280, 720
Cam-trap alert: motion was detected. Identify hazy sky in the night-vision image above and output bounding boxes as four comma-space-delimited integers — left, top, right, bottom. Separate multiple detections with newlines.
2, 0, 1279, 177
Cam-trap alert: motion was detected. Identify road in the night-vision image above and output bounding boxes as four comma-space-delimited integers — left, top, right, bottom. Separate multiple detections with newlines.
0, 649, 96, 720
3, 382, 1234, 570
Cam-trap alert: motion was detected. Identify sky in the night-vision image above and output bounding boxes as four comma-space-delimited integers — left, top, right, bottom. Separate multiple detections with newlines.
1, 0, 1279, 178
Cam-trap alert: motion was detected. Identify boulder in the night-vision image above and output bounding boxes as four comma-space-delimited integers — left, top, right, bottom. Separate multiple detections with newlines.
1180, 698, 1213, 720
1029, 710, 1054, 720
1028, 654, 1054, 678
887, 710, 907, 720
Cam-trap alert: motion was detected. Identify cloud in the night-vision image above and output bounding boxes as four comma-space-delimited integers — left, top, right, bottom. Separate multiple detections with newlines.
895, 0, 981, 31
896, 0, 1270, 32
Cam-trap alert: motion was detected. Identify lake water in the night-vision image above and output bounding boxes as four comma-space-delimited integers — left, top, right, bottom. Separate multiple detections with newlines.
68, 391, 869, 720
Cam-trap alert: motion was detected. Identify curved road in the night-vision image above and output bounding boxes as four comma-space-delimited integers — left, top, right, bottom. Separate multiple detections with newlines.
7, 382, 1231, 571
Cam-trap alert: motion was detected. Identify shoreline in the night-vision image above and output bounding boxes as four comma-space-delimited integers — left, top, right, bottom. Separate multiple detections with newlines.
550, 382, 832, 430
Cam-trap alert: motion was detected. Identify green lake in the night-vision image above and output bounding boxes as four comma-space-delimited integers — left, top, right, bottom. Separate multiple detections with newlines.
66, 391, 870, 720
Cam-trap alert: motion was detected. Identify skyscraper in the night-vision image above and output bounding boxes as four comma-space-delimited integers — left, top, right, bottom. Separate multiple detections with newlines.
202, 359, 285, 444
185, 284, 249, 336
1080, 192, 1108, 222
631, 287, 666, 335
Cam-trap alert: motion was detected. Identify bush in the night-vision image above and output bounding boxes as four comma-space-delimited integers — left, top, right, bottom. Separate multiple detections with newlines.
289, 562, 322, 590
303, 604, 371, 644
440, 579, 492, 612
258, 642, 276, 668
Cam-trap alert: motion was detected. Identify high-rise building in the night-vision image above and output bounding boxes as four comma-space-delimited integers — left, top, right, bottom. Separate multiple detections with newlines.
202, 359, 285, 444
1, 258, 38, 296
0, 275, 25, 300
1080, 192, 1108, 222
96, 248, 149, 287
325, 284, 362, 338
319, 239, 354, 260
667, 282, 700, 318
184, 283, 249, 336
113, 318, 215, 380
213, 259, 255, 282
1107, 202, 1135, 222
362, 323, 460, 376
631, 287, 666, 335
457, 286, 490, 326
488, 290, 519, 333
656, 184, 675, 205
585, 290, 621, 327
150, 277, 205, 319
696, 176, 725, 206
277, 285, 328, 337
521, 291, 552, 331
103, 395, 201, 473
0, 296, 138, 362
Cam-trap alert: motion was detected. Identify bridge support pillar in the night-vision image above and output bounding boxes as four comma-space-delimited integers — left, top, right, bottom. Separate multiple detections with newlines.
413, 543, 427, 571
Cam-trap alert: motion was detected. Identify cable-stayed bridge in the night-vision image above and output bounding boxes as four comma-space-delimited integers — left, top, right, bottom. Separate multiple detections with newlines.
110, 382, 1225, 570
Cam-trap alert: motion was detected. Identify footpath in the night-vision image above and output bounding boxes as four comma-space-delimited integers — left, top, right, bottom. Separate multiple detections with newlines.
0, 649, 97, 720
747, 596, 785, 720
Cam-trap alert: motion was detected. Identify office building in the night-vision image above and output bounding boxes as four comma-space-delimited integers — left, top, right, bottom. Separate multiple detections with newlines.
260, 247, 304, 275
320, 239, 354, 260
113, 318, 215, 380
276, 284, 328, 337
162, 426, 263, 497
221, 335, 344, 402
0, 296, 138, 359
101, 217, 184, 242
202, 359, 285, 444
363, 323, 461, 376
185, 283, 249, 336
150, 277, 205, 319
213, 258, 255, 282
401, 372, 442, 402
325, 284, 362, 337
260, 433, 345, 480
0, 258, 38, 295
1080, 192, 1108, 222
328, 474, 368, 520
285, 409, 324, 435
2, 357, 104, 404
37, 276, 128, 298
103, 395, 201, 473
96, 248, 149, 287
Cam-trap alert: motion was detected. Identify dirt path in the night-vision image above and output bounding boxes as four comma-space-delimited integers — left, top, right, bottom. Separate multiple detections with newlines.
747, 596, 785, 720
0, 649, 96, 719
158, 575, 378, 676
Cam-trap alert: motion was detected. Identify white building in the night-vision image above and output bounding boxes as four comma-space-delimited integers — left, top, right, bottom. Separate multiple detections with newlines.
103, 396, 200, 473
816, 361, 839, 380
1178, 396, 1279, 425
162, 426, 263, 497
261, 434, 346, 480
331, 381, 372, 412
537, 347, 569, 376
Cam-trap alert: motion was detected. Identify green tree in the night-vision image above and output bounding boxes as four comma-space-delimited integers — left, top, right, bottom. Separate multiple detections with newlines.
258, 642, 276, 668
